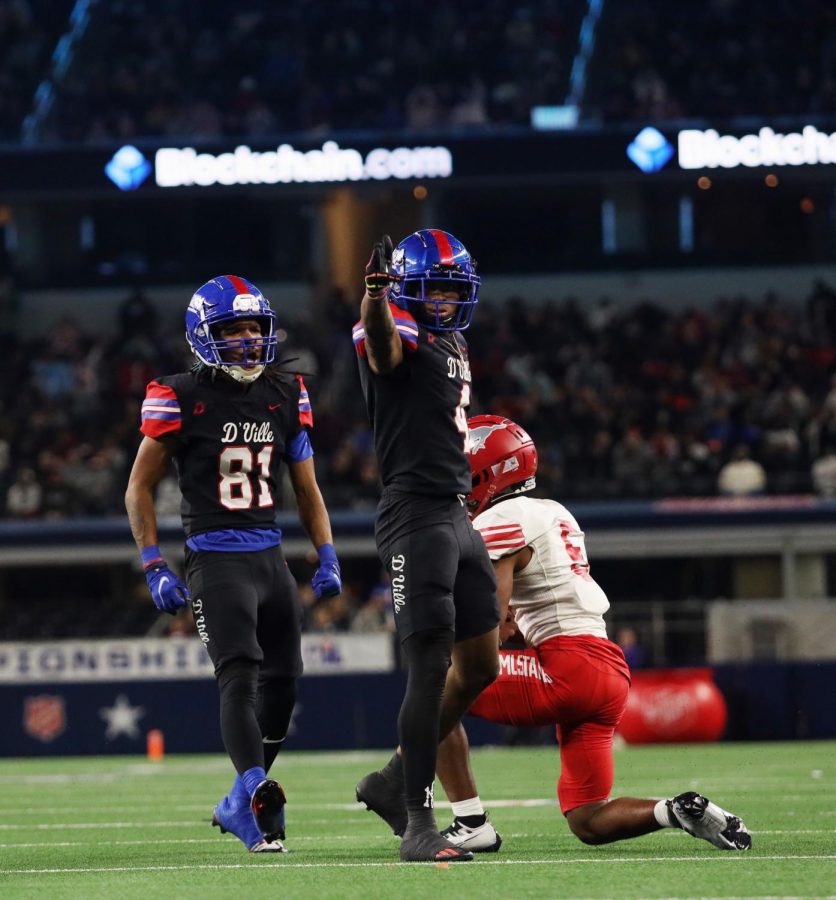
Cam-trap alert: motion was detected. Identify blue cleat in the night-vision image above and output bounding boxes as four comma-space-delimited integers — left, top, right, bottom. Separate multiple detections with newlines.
212, 795, 287, 853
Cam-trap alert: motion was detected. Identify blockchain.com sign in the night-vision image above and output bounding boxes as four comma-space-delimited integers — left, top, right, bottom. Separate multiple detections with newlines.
627, 123, 836, 173
677, 125, 836, 169
153, 140, 453, 188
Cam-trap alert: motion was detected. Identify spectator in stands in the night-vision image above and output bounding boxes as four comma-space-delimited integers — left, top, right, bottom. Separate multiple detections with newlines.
811, 444, 836, 497
611, 426, 652, 495
351, 574, 396, 633
616, 626, 649, 670
717, 444, 767, 496
5, 467, 42, 517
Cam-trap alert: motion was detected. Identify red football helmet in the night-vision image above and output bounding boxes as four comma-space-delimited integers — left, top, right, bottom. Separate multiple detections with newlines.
466, 415, 538, 517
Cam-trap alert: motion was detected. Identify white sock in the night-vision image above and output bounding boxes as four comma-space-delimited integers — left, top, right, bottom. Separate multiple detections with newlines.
654, 799, 674, 827
452, 797, 485, 818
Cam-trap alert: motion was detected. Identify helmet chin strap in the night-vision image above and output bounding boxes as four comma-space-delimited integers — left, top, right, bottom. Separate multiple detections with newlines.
221, 363, 265, 383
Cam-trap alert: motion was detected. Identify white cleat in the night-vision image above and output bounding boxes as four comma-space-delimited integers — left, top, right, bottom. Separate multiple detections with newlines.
250, 836, 288, 853
667, 791, 752, 851
440, 814, 502, 853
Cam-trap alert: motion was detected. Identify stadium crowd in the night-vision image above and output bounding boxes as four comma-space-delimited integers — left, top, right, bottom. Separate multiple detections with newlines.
587, 0, 836, 124
0, 0, 72, 141
7, 0, 836, 146
3, 281, 836, 527
39, 0, 579, 144
3, 279, 836, 639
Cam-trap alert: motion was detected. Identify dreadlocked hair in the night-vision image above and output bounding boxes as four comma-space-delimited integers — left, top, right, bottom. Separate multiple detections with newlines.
189, 355, 314, 387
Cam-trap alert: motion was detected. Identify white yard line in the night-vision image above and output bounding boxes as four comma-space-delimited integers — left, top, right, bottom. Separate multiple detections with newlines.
1, 855, 835, 876
0, 829, 833, 850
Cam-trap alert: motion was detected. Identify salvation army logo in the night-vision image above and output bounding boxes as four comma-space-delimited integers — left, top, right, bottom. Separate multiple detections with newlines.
23, 694, 66, 743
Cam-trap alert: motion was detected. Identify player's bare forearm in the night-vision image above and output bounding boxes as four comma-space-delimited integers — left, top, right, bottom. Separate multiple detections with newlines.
125, 436, 173, 551
125, 488, 160, 551
288, 457, 334, 549
361, 292, 403, 374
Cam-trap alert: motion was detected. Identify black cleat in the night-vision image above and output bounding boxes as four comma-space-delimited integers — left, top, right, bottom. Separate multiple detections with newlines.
400, 828, 474, 862
666, 791, 752, 851
251, 779, 286, 838
356, 770, 408, 837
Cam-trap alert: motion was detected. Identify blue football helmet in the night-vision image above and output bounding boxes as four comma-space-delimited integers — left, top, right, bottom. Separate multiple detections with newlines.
389, 229, 479, 331
185, 275, 276, 383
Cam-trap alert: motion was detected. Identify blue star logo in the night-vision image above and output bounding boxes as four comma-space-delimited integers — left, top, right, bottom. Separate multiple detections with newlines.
104, 145, 152, 190
626, 127, 674, 173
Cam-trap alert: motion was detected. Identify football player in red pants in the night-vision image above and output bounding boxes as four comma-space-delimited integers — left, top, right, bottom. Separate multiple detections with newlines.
434, 416, 752, 854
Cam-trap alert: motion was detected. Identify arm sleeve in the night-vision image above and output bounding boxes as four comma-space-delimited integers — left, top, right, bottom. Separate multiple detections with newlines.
352, 304, 419, 359
140, 381, 182, 438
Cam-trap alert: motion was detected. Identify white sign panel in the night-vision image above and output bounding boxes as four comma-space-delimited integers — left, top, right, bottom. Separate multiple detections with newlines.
0, 635, 394, 683
678, 125, 836, 170
155, 141, 453, 187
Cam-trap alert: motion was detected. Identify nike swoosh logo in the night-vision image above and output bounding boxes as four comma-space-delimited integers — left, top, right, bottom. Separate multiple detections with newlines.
268, 403, 282, 411
156, 577, 169, 606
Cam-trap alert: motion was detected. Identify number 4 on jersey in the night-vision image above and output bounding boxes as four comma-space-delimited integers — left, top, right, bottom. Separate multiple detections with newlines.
456, 384, 472, 453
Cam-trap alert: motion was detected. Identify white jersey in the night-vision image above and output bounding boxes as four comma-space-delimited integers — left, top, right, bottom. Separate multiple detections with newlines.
473, 496, 610, 646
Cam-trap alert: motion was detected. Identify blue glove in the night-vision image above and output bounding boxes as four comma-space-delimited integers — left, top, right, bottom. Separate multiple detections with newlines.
141, 545, 190, 615
312, 543, 341, 599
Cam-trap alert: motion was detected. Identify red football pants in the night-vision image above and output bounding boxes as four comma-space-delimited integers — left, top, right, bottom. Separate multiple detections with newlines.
469, 635, 630, 814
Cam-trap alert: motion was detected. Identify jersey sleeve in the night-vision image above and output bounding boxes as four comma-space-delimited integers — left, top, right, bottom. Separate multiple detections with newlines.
473, 503, 529, 561
283, 429, 314, 464
352, 303, 419, 358
296, 374, 313, 428
140, 380, 182, 438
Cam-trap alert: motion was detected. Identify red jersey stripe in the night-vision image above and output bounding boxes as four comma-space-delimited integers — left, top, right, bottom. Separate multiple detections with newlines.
480, 524, 524, 533
296, 374, 314, 428
485, 538, 525, 550
428, 229, 454, 265
479, 525, 525, 540
140, 381, 182, 438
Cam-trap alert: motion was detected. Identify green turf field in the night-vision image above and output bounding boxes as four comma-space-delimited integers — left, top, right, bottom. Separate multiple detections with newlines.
0, 741, 833, 899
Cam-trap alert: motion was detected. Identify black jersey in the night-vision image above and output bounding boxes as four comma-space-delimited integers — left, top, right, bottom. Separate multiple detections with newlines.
353, 304, 472, 496
140, 366, 314, 536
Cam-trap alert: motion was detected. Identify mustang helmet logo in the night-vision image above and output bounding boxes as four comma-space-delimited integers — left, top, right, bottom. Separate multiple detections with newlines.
468, 421, 509, 455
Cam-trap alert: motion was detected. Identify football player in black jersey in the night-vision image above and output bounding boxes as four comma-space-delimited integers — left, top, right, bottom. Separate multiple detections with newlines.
125, 275, 341, 853
352, 231, 501, 862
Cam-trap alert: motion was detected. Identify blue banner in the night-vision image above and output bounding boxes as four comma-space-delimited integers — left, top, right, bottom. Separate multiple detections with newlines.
1, 674, 505, 756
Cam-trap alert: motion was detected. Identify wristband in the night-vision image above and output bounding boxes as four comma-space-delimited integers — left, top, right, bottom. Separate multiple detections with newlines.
141, 544, 164, 570
317, 542, 338, 565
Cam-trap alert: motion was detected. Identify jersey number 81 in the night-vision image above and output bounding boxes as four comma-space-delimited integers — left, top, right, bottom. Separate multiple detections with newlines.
218, 445, 274, 510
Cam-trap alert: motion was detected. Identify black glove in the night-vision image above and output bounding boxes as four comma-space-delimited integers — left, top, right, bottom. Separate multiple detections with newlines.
364, 234, 395, 299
